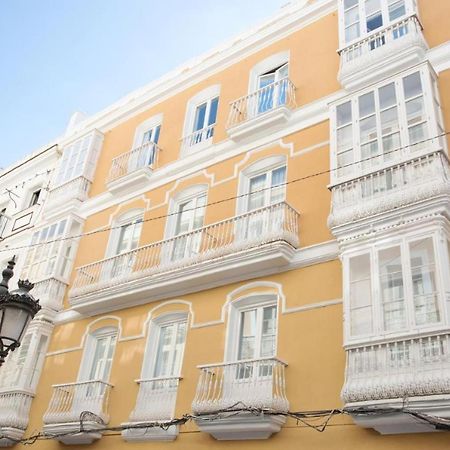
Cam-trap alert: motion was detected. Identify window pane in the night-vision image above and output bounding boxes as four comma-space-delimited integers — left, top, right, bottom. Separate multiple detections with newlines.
208, 97, 219, 126
193, 103, 207, 131
359, 92, 375, 117
366, 12, 383, 32
337, 102, 352, 127
248, 174, 266, 210
379, 246, 406, 331
409, 238, 440, 325
406, 97, 426, 126
389, 0, 406, 21
381, 107, 399, 135
379, 83, 396, 109
345, 23, 360, 42
360, 115, 377, 142
238, 310, 257, 360
337, 149, 354, 175
337, 124, 353, 149
345, 6, 359, 25
408, 123, 428, 146
365, 0, 381, 16
403, 72, 422, 100
344, 0, 358, 9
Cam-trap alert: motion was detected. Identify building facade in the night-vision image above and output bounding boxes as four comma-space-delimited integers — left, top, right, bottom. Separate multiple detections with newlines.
1, 0, 450, 448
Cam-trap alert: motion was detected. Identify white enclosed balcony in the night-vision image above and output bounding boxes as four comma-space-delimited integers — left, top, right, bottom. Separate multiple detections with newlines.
31, 277, 68, 312
192, 358, 288, 440
0, 391, 33, 447
69, 202, 299, 315
226, 78, 296, 141
329, 151, 450, 229
338, 15, 427, 90
43, 380, 112, 445
122, 377, 181, 442
107, 142, 161, 195
342, 333, 450, 434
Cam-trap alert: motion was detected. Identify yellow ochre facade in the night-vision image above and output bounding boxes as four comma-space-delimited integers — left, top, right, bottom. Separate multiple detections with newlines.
1, 0, 450, 448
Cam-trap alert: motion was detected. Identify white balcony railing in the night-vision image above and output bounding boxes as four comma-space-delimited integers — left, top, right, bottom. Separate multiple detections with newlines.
128, 377, 181, 423
70, 202, 299, 298
43, 380, 112, 425
32, 277, 67, 311
338, 15, 426, 89
339, 15, 423, 63
342, 333, 450, 404
227, 78, 296, 129
182, 124, 215, 149
46, 176, 91, 212
0, 391, 33, 430
329, 152, 450, 227
107, 142, 160, 184
192, 357, 288, 414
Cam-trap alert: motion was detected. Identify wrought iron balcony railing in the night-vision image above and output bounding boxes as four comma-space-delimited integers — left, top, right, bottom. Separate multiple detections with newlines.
107, 142, 161, 184
70, 202, 299, 298
227, 78, 296, 129
192, 357, 289, 414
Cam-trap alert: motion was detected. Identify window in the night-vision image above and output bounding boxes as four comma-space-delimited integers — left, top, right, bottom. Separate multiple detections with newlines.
241, 162, 286, 239
183, 85, 220, 151
29, 189, 41, 207
21, 220, 68, 281
129, 124, 161, 173
347, 235, 443, 338
106, 212, 143, 278
333, 67, 443, 180
170, 193, 206, 261
257, 63, 289, 114
88, 332, 117, 381
341, 0, 410, 45
53, 131, 102, 187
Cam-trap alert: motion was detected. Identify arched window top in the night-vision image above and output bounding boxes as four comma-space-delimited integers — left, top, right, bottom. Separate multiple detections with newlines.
242, 155, 287, 177
171, 184, 209, 204
249, 51, 290, 93
113, 207, 144, 225
132, 113, 163, 149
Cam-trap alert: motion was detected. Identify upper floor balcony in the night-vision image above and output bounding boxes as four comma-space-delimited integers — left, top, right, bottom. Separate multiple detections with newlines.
122, 376, 181, 442
192, 357, 288, 440
106, 142, 161, 195
329, 151, 450, 229
338, 14, 427, 91
69, 202, 300, 315
226, 78, 296, 141
43, 380, 112, 445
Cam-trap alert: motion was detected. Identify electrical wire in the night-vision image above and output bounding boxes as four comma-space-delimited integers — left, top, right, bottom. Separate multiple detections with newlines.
1, 403, 448, 445
0, 131, 448, 254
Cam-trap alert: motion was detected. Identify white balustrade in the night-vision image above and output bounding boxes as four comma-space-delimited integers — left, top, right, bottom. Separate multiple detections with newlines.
192, 357, 288, 414
43, 380, 112, 425
339, 14, 423, 66
129, 377, 180, 423
108, 142, 160, 183
46, 176, 91, 211
342, 334, 450, 403
70, 202, 299, 297
32, 278, 67, 311
182, 124, 215, 149
329, 152, 450, 227
227, 78, 296, 129
0, 391, 33, 430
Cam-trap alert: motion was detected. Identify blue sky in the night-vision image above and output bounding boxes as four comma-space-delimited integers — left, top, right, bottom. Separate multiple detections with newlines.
0, 0, 289, 169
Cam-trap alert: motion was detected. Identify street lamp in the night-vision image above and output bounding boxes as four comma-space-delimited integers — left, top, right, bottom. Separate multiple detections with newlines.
0, 257, 41, 366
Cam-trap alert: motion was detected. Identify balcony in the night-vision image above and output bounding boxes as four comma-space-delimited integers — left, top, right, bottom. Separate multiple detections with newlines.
43, 380, 112, 445
31, 277, 67, 312
0, 391, 33, 447
328, 151, 450, 229
342, 333, 450, 434
338, 15, 427, 90
107, 142, 161, 195
226, 78, 296, 141
69, 202, 299, 315
44, 176, 91, 219
122, 377, 181, 442
181, 124, 216, 153
192, 358, 288, 440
